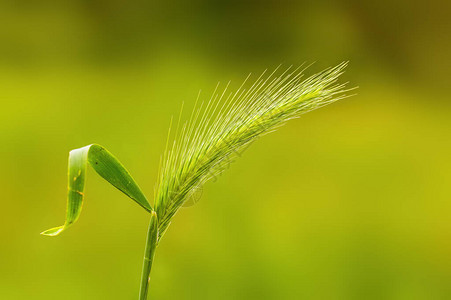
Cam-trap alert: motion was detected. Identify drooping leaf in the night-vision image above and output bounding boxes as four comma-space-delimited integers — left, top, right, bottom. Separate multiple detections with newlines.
41, 144, 152, 236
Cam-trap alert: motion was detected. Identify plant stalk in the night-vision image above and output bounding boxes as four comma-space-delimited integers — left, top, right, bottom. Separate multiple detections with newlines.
139, 211, 158, 300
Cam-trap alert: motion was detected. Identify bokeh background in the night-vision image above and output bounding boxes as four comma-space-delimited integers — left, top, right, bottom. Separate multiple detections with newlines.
1, 0, 450, 299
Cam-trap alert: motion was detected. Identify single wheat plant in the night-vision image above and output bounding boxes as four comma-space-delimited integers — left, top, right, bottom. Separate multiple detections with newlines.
42, 62, 353, 299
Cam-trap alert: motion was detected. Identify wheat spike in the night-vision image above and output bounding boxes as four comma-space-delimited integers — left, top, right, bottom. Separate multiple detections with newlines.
154, 62, 353, 239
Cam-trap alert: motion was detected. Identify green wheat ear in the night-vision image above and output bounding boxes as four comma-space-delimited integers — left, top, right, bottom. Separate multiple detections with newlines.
42, 62, 354, 299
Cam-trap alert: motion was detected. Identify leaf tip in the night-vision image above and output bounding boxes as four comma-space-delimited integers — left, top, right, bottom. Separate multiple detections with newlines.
40, 226, 65, 237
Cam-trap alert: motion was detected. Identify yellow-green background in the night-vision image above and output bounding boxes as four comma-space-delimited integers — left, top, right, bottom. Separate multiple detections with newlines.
1, 1, 450, 299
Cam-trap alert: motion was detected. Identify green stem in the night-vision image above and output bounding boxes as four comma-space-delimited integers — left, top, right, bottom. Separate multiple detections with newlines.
139, 211, 158, 300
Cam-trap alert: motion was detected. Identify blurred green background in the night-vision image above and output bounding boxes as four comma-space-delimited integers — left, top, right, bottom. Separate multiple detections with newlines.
1, 0, 450, 299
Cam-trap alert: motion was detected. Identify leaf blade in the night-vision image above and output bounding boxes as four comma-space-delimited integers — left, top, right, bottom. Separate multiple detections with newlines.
41, 144, 152, 236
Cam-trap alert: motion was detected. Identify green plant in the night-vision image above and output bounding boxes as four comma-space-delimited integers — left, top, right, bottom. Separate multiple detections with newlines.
42, 62, 352, 299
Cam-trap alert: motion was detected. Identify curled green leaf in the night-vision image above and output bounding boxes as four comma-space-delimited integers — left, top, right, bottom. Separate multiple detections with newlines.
41, 144, 152, 236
